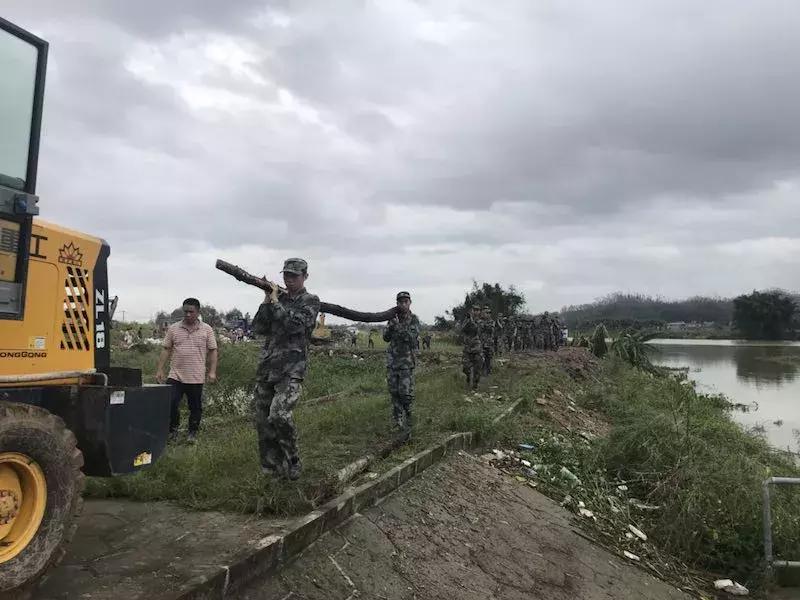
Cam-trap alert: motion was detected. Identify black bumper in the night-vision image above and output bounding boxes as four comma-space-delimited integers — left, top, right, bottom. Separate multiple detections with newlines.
1, 375, 171, 477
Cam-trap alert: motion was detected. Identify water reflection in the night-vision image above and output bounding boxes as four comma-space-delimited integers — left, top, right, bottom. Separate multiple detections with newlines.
654, 341, 800, 386
652, 340, 800, 449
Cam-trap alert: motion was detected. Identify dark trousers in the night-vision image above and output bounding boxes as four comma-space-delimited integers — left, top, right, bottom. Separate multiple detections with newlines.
168, 378, 204, 434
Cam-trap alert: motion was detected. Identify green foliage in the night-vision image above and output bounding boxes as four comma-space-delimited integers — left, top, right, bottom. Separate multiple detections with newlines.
437, 281, 526, 325
733, 290, 798, 340
590, 324, 608, 358
610, 330, 660, 372
586, 362, 800, 588
432, 315, 454, 331
560, 292, 733, 330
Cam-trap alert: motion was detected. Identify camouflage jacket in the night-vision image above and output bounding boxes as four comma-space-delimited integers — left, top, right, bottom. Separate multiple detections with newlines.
460, 317, 482, 354
383, 313, 420, 370
493, 319, 503, 339
252, 288, 320, 382
479, 318, 495, 348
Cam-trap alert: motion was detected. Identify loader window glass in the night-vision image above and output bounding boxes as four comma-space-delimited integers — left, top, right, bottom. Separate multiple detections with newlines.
0, 28, 38, 191
0, 218, 20, 282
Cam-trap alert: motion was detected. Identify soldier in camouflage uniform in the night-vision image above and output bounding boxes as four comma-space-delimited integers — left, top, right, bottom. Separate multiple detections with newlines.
551, 313, 562, 350
494, 313, 505, 356
532, 316, 543, 350
383, 291, 420, 431
542, 312, 553, 350
479, 305, 495, 375
460, 304, 483, 390
252, 258, 320, 480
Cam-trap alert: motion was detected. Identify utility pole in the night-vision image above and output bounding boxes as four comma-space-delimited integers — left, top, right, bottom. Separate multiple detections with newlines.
120, 310, 126, 322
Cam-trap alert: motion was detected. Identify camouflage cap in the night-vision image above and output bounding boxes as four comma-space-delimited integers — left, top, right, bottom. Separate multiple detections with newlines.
396, 291, 411, 301
281, 257, 308, 275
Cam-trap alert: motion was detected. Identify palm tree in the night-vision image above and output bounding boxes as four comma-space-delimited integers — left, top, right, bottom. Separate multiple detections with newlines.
611, 330, 661, 372
591, 324, 609, 358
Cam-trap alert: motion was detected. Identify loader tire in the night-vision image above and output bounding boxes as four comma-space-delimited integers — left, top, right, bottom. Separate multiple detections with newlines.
0, 401, 85, 596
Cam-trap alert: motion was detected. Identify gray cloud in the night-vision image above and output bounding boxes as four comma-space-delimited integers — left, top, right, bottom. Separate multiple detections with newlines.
3, 1, 800, 321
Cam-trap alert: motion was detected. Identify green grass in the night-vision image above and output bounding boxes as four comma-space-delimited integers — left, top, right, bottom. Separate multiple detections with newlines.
88, 342, 517, 516
496, 357, 800, 592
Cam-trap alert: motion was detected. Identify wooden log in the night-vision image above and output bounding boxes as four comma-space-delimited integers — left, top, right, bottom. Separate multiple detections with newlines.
215, 259, 398, 323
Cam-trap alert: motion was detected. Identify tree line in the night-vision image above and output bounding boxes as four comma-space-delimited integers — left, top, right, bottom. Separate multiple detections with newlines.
560, 292, 734, 330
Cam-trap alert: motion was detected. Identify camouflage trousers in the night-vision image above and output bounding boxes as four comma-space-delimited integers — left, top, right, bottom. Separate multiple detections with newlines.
254, 376, 302, 476
482, 346, 493, 375
462, 349, 483, 389
387, 367, 415, 428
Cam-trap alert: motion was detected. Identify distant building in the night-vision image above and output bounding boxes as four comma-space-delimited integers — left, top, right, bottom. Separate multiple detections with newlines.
666, 322, 686, 331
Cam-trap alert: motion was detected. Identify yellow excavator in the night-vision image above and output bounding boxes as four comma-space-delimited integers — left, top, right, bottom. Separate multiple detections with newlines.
0, 17, 171, 595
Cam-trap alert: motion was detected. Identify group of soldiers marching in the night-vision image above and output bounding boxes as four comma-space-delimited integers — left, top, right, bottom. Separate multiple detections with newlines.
459, 305, 564, 390
207, 254, 562, 480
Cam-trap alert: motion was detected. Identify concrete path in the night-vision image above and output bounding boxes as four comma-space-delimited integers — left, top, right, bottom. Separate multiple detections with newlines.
34, 500, 290, 599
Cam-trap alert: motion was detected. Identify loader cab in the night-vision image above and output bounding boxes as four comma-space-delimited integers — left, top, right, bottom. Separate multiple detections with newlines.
0, 16, 47, 319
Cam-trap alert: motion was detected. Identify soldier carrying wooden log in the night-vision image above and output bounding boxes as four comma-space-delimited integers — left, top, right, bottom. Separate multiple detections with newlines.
216, 258, 400, 479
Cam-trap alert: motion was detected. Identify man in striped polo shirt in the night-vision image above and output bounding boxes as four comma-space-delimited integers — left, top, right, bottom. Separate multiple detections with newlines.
156, 298, 219, 443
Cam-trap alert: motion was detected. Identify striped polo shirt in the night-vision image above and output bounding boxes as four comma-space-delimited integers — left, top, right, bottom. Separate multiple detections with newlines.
164, 320, 218, 384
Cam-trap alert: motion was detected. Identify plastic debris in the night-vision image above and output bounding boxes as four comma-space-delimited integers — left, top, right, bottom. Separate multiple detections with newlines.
628, 525, 647, 541
625, 532, 635, 540
714, 580, 749, 596
623, 551, 640, 562
559, 466, 581, 486
524, 468, 537, 478
518, 443, 536, 451
629, 499, 661, 511
535, 398, 548, 406
617, 485, 628, 492
520, 459, 532, 468
515, 475, 526, 483
492, 449, 506, 460
578, 508, 595, 519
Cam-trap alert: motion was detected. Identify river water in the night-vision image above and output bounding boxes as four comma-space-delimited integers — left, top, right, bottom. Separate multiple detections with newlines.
652, 340, 800, 450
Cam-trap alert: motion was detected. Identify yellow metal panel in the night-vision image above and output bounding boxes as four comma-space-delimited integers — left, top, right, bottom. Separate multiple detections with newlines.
0, 220, 101, 380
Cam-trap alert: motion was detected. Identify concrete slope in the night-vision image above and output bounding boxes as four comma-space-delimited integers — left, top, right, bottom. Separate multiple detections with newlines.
236, 452, 689, 600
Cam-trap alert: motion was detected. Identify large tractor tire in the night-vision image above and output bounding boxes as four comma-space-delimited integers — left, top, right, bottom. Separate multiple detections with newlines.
0, 401, 85, 595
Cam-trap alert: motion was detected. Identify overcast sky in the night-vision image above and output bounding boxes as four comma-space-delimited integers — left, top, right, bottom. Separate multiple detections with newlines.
6, 1, 800, 322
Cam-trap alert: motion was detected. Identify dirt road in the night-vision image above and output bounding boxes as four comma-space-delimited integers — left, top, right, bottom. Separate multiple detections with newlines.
235, 452, 689, 600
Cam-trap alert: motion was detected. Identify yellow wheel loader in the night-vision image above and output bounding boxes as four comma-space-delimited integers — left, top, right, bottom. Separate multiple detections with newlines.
0, 17, 171, 595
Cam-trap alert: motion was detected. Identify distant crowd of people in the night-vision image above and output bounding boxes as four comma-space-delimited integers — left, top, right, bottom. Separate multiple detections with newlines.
459, 306, 565, 390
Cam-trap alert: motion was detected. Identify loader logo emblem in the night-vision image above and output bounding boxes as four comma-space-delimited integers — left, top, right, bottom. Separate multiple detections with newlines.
133, 452, 152, 467
58, 242, 84, 267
